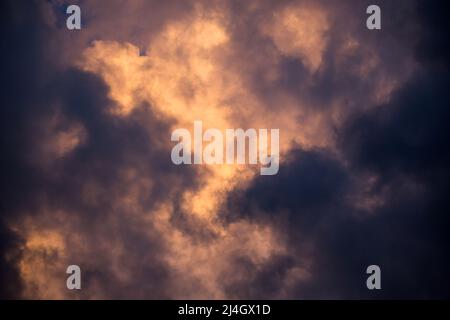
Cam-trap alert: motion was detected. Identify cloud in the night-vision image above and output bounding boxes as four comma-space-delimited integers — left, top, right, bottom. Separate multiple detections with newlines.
1, 0, 449, 299
221, 0, 450, 298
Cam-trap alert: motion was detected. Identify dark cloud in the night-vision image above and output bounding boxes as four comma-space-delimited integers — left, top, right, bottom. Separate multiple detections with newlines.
1, 0, 449, 299
1, 0, 56, 298
414, 0, 450, 68
334, 0, 450, 298
222, 0, 450, 299
0, 223, 23, 299
0, 0, 199, 298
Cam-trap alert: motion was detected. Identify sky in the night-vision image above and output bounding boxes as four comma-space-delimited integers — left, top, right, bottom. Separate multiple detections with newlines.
0, 0, 449, 299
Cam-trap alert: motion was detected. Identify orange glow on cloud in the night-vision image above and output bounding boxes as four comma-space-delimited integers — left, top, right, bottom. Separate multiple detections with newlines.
10, 0, 415, 299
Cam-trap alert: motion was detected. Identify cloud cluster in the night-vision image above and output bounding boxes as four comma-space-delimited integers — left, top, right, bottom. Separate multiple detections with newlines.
1, 0, 449, 299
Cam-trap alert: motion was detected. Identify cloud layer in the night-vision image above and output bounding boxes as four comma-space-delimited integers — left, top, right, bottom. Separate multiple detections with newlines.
1, 0, 449, 299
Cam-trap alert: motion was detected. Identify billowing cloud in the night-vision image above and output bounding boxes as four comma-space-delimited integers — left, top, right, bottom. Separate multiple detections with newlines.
1, 0, 449, 299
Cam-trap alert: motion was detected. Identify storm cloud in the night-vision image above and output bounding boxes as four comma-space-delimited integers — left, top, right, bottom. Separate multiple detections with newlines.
1, 0, 449, 299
